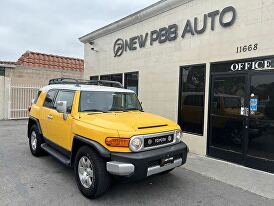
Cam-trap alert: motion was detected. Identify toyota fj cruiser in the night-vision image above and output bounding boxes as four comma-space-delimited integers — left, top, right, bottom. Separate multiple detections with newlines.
28, 78, 188, 198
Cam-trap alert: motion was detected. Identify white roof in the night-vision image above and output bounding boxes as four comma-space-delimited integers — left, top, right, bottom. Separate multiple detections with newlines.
40, 84, 135, 93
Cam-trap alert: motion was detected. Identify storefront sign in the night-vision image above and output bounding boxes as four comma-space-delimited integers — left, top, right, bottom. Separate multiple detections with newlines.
113, 6, 237, 57
230, 60, 272, 71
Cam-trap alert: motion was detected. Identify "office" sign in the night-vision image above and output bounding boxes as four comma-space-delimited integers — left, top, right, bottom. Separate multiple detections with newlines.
230, 60, 273, 71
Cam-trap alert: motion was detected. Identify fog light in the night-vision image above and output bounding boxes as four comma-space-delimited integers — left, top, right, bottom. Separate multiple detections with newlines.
129, 136, 143, 152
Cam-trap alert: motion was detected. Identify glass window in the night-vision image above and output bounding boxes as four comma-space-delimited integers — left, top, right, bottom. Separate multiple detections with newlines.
179, 65, 206, 135
100, 74, 123, 84
110, 74, 123, 84
184, 95, 204, 106
54, 91, 75, 113
79, 91, 142, 112
124, 72, 139, 95
100, 75, 111, 81
43, 90, 57, 109
90, 76, 99, 80
33, 91, 41, 104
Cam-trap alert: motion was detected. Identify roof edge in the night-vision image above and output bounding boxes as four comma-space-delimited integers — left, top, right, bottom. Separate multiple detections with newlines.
79, 0, 191, 43
0, 64, 16, 68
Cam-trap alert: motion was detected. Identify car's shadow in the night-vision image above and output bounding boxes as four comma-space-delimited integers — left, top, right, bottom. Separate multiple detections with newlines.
38, 152, 190, 204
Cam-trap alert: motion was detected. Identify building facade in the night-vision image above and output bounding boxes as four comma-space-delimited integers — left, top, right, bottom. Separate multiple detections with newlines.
80, 0, 274, 173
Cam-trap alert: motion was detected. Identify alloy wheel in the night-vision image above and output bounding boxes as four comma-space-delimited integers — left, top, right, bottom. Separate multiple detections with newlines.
78, 156, 94, 189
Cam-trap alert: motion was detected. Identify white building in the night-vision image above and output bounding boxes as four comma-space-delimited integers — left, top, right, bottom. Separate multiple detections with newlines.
80, 0, 274, 173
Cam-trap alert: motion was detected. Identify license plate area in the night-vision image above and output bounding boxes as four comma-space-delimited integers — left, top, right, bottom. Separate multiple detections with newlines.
160, 155, 174, 167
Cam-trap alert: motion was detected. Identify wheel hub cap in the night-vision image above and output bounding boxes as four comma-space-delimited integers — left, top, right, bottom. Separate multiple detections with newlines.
78, 156, 94, 188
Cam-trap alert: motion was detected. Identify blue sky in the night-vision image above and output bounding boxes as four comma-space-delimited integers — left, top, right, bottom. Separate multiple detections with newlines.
0, 0, 158, 60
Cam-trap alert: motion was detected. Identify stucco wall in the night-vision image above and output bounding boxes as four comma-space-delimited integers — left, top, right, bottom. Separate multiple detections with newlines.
5, 66, 83, 86
83, 0, 274, 155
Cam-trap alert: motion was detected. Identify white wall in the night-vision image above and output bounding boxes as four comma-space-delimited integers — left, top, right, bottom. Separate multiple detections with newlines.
83, 0, 274, 155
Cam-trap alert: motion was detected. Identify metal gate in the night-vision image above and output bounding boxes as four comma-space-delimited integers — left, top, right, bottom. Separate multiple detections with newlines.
9, 84, 42, 119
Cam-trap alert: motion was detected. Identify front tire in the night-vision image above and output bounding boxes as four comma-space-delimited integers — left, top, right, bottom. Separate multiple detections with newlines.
28, 125, 44, 156
74, 146, 111, 199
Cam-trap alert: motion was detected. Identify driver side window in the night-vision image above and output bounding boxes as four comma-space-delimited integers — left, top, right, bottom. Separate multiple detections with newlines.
54, 90, 75, 113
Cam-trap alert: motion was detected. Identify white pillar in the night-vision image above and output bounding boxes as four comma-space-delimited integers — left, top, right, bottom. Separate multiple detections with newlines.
4, 77, 11, 119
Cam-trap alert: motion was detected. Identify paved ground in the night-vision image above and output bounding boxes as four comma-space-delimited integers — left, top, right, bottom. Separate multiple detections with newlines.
184, 153, 274, 200
0, 120, 274, 206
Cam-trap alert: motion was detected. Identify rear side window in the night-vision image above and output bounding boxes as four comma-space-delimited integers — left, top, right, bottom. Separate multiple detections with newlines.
33, 90, 41, 104
43, 90, 57, 109
54, 91, 75, 113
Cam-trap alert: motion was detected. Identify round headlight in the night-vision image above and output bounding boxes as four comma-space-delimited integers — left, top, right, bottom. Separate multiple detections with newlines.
129, 136, 143, 152
175, 130, 182, 142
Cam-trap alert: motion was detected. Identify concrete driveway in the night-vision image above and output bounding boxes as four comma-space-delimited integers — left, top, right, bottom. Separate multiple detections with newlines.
0, 120, 273, 206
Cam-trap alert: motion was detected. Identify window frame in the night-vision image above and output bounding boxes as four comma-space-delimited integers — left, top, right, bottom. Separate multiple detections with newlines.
178, 64, 206, 136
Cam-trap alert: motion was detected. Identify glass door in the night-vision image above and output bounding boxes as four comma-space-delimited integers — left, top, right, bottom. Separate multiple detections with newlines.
208, 74, 249, 164
246, 72, 274, 172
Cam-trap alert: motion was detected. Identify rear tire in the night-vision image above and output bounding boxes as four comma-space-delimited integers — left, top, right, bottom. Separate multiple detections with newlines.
28, 125, 44, 156
74, 146, 111, 199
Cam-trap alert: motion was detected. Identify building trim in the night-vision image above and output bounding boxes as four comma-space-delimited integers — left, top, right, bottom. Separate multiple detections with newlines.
0, 64, 16, 68
79, 0, 192, 43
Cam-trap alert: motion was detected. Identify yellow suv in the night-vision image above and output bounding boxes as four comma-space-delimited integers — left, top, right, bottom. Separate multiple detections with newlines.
28, 78, 188, 198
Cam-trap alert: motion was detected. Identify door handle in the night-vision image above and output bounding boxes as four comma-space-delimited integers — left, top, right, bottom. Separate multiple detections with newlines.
47, 114, 53, 120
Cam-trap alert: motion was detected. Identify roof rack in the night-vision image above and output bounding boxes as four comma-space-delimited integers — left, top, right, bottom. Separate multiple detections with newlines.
48, 78, 123, 88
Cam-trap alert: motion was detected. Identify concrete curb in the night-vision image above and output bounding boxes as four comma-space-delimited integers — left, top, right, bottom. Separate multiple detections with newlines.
182, 153, 274, 200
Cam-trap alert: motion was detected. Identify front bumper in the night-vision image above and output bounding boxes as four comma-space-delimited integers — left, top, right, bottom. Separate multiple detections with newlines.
106, 142, 188, 180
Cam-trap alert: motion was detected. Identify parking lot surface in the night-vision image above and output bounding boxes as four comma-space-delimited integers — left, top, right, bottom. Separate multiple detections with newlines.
0, 120, 273, 206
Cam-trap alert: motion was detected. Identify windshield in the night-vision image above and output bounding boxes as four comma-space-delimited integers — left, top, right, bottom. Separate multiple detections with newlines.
79, 91, 143, 112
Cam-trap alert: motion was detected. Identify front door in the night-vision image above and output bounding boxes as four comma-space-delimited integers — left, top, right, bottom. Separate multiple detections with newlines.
208, 71, 274, 173
48, 90, 75, 151
246, 72, 274, 172
208, 75, 248, 164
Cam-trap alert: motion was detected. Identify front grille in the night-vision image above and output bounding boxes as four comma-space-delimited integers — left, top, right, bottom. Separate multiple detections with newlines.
144, 134, 174, 148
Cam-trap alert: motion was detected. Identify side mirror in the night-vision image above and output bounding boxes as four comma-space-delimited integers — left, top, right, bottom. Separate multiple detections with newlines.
56, 101, 68, 120
56, 101, 67, 113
